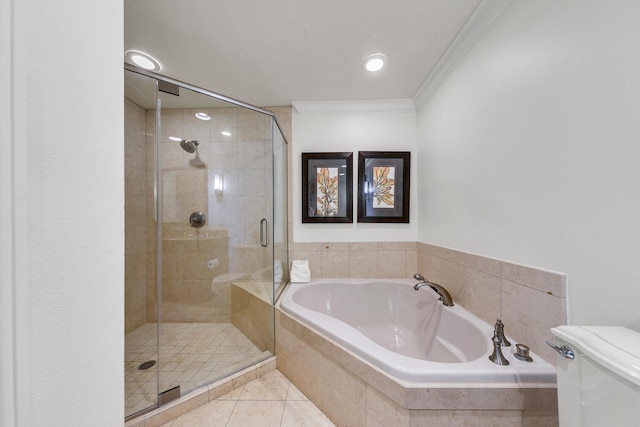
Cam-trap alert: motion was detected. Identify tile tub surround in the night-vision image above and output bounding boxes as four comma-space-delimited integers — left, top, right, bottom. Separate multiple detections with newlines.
292, 241, 567, 364
417, 243, 567, 365
276, 309, 558, 427
291, 241, 418, 280
231, 281, 275, 353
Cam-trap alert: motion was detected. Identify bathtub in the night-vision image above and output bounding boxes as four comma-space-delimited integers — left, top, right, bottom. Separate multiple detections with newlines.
279, 279, 556, 385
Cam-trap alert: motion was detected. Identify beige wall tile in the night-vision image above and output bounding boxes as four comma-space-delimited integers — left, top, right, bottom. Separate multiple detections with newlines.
321, 386, 366, 427
281, 400, 334, 427
405, 250, 418, 276
501, 262, 566, 298
320, 359, 366, 409
501, 279, 566, 364
411, 409, 523, 427
419, 243, 464, 264
440, 259, 464, 300
350, 251, 379, 278
378, 241, 407, 251
523, 411, 559, 427
462, 267, 502, 324
293, 242, 322, 251
366, 386, 410, 427
418, 252, 442, 283
322, 242, 350, 251
350, 242, 378, 251
377, 251, 408, 278
322, 250, 350, 278
464, 252, 501, 276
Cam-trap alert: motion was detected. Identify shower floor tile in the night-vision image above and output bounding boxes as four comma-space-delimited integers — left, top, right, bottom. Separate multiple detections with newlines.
125, 322, 268, 417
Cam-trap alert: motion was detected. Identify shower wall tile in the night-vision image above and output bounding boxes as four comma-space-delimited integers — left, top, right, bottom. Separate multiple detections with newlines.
125, 195, 147, 224
125, 98, 148, 334
211, 113, 238, 142
125, 98, 145, 137
182, 109, 212, 142
237, 112, 270, 142
159, 109, 183, 143
237, 168, 267, 196
210, 141, 239, 169
238, 140, 268, 169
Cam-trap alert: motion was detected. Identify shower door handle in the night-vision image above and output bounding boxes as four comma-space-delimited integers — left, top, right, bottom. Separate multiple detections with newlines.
260, 218, 268, 247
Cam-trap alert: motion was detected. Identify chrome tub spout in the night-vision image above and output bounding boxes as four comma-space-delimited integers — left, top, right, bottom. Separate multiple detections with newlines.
413, 274, 454, 306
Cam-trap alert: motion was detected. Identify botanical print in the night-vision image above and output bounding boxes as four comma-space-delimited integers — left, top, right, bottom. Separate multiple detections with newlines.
373, 166, 395, 208
316, 167, 339, 216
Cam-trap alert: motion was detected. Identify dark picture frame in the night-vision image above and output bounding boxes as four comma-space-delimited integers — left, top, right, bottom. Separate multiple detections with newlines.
357, 151, 410, 223
302, 152, 353, 223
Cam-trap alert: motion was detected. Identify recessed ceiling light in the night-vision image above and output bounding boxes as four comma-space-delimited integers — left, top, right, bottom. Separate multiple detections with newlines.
363, 53, 387, 72
125, 50, 161, 71
195, 112, 211, 121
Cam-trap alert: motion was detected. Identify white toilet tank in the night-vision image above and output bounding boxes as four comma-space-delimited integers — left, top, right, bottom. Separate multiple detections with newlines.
550, 326, 640, 427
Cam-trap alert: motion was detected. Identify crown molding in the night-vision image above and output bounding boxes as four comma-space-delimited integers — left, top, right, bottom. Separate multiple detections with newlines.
413, 0, 512, 107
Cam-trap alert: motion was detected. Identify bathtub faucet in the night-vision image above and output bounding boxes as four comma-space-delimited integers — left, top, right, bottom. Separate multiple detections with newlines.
413, 274, 454, 307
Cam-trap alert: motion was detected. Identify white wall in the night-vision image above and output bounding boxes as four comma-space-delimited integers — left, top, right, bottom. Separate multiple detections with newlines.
2, 0, 124, 425
415, 0, 640, 328
293, 100, 418, 242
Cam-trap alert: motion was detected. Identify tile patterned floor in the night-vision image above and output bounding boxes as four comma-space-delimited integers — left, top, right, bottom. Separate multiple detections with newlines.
126, 322, 268, 417
160, 370, 335, 427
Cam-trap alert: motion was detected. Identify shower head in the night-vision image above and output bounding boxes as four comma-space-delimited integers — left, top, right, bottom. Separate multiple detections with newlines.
179, 139, 199, 153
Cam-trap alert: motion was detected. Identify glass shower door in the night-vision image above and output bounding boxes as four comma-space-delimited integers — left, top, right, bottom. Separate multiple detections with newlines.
155, 85, 276, 400
124, 69, 159, 419
125, 66, 286, 419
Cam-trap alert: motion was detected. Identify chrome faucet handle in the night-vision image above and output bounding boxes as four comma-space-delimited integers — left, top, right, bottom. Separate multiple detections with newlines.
495, 319, 511, 347
489, 333, 510, 365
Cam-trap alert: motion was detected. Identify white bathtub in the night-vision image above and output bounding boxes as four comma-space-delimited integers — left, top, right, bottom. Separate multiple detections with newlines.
279, 279, 556, 385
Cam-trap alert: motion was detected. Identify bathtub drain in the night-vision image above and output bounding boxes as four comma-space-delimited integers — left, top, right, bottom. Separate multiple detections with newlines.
138, 360, 156, 370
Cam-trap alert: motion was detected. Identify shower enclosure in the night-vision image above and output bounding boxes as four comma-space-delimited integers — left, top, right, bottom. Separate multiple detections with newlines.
124, 65, 288, 419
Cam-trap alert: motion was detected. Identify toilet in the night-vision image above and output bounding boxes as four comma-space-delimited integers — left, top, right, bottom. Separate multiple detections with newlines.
550, 326, 640, 427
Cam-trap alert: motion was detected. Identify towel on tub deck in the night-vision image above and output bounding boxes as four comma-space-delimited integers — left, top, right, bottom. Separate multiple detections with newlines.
290, 260, 310, 283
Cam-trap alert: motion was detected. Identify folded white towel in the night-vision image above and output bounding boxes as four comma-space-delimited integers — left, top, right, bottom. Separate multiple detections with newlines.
290, 260, 310, 283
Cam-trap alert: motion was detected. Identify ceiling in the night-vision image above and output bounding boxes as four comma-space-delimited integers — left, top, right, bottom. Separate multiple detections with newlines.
124, 0, 482, 107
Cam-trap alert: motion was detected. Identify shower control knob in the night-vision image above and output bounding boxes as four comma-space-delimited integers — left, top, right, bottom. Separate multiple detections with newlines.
189, 212, 206, 228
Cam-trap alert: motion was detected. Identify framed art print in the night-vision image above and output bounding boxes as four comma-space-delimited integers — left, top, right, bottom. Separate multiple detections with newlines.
357, 151, 410, 223
302, 152, 353, 223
